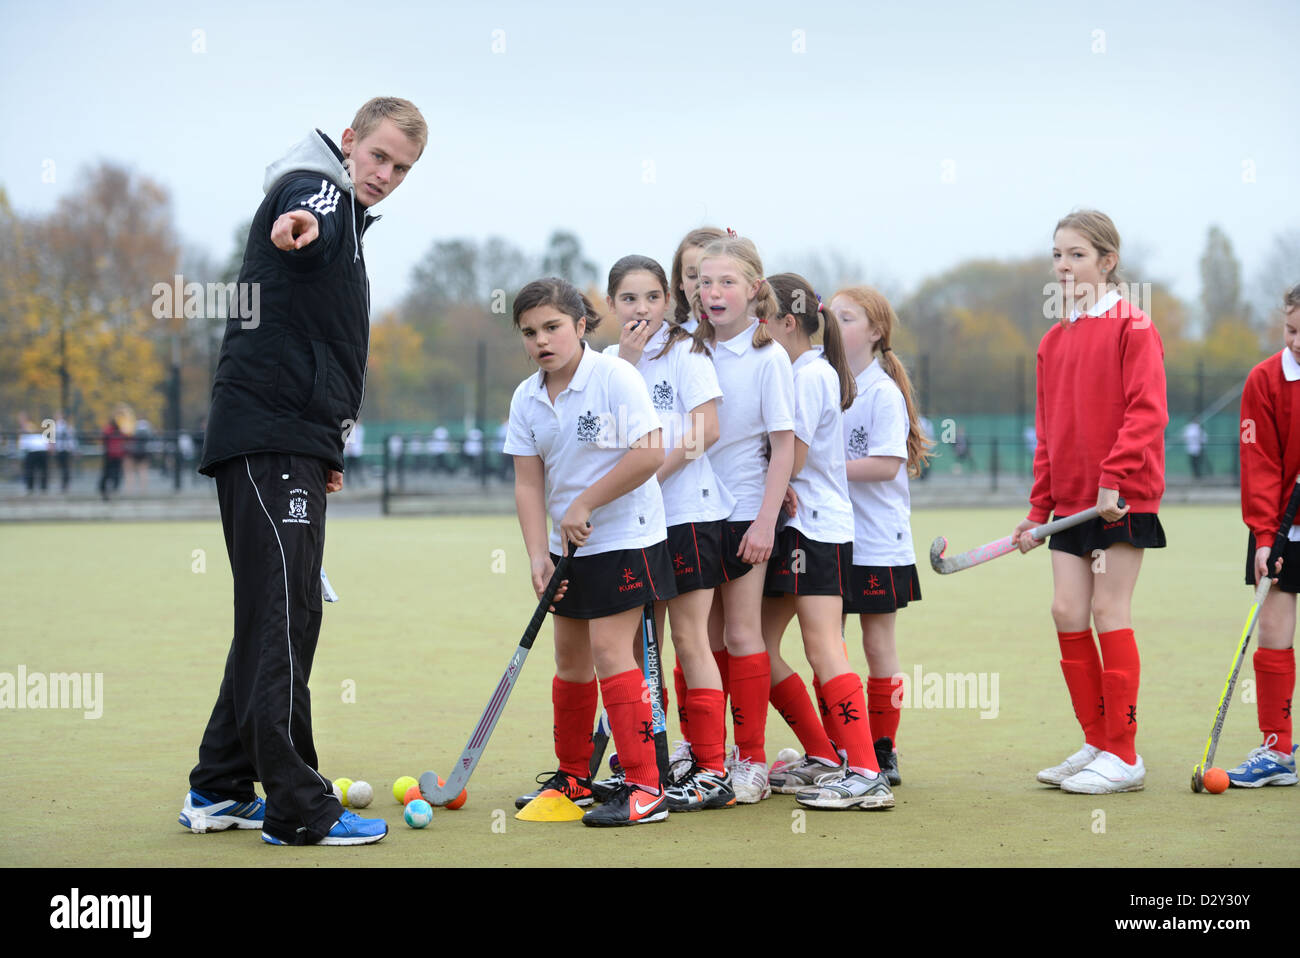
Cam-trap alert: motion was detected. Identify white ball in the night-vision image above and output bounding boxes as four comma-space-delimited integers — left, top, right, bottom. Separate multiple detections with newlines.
347, 780, 374, 809
777, 748, 801, 765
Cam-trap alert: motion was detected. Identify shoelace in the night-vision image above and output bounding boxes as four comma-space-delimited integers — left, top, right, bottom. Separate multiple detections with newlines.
1245, 733, 1282, 764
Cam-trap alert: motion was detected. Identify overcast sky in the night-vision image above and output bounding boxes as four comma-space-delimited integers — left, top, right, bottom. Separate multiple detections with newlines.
2, 0, 1297, 316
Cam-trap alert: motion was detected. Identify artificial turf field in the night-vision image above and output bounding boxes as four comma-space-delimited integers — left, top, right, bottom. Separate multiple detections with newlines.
1, 506, 1296, 869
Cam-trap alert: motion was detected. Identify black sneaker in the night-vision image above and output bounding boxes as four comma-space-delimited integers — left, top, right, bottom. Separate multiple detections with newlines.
581, 782, 669, 827
590, 767, 626, 803
664, 766, 737, 811
514, 770, 595, 810
874, 737, 901, 786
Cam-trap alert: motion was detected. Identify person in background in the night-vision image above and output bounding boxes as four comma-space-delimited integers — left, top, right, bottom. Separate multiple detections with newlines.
100, 415, 127, 501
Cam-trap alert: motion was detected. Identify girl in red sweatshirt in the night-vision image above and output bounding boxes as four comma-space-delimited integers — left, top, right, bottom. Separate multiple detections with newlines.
1014, 210, 1167, 794
1228, 284, 1300, 788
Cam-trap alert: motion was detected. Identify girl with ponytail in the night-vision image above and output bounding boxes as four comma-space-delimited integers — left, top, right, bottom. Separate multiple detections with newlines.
691, 235, 796, 804
829, 285, 931, 788
760, 273, 894, 810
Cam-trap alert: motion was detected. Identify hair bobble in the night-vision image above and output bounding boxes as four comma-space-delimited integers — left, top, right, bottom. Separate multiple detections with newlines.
881, 345, 892, 353
758, 318, 768, 324
726, 227, 737, 238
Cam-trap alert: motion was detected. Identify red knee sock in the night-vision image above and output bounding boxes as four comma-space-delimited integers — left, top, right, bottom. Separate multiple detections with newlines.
821, 672, 881, 774
1098, 628, 1140, 765
1058, 629, 1105, 749
686, 687, 727, 773
769, 673, 838, 763
728, 651, 770, 764
553, 676, 598, 779
713, 648, 731, 701
599, 669, 659, 790
866, 675, 902, 745
673, 661, 690, 741
1254, 647, 1296, 754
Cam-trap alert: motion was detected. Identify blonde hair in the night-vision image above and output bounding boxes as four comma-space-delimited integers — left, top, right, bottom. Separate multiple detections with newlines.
1284, 284, 1300, 313
691, 236, 780, 348
351, 97, 428, 158
832, 285, 933, 477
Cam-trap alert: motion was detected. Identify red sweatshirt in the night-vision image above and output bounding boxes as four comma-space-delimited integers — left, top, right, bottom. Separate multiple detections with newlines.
1240, 351, 1300, 543
1028, 298, 1168, 523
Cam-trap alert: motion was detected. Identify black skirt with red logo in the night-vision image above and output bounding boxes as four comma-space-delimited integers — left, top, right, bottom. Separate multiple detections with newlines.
547, 541, 677, 619
666, 520, 725, 595
763, 526, 851, 598
843, 563, 922, 615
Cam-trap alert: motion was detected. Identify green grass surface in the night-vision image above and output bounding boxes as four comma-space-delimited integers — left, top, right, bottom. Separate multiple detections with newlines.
1, 507, 1294, 867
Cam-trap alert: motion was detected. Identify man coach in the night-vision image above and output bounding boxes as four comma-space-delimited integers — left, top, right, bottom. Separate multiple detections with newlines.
180, 98, 426, 846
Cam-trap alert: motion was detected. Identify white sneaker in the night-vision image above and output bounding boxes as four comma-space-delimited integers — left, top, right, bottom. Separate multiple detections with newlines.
1060, 750, 1145, 794
729, 752, 771, 804
668, 740, 694, 785
769, 754, 843, 794
1037, 743, 1102, 786
795, 769, 895, 810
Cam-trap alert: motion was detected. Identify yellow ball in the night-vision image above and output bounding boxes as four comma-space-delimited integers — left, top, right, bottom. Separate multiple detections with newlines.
334, 778, 354, 807
393, 776, 419, 803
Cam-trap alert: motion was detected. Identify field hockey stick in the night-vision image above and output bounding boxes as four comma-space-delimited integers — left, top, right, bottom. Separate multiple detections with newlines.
929, 500, 1124, 575
1191, 475, 1300, 792
588, 710, 611, 779
419, 542, 574, 806
641, 602, 671, 787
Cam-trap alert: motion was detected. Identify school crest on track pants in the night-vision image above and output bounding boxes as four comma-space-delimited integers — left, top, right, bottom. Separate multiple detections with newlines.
189, 452, 341, 844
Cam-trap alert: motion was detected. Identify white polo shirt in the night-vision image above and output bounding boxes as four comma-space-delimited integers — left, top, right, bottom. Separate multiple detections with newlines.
710, 321, 796, 522
843, 358, 914, 566
504, 343, 667, 556
603, 326, 732, 526
788, 347, 853, 544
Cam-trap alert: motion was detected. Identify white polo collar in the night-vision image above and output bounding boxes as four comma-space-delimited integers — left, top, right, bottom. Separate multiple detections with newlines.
1283, 348, 1300, 382
791, 344, 824, 374
857, 356, 886, 389
528, 341, 596, 399
1069, 288, 1122, 323
714, 320, 760, 356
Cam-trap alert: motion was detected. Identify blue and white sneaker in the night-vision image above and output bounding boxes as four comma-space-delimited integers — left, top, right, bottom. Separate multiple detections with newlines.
261, 810, 388, 846
1226, 735, 1299, 788
179, 789, 265, 833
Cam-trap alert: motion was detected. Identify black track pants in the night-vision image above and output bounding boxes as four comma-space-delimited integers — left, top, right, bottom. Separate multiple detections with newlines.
189, 453, 343, 844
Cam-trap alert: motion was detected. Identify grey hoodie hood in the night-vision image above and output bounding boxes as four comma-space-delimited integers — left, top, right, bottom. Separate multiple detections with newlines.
262, 129, 365, 262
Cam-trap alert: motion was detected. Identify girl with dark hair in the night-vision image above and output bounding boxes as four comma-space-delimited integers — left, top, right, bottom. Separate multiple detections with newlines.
759, 274, 892, 810
504, 277, 678, 826
601, 255, 736, 810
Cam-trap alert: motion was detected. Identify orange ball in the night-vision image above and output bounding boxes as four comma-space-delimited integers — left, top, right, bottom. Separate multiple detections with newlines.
438, 775, 469, 810
403, 784, 423, 806
1203, 767, 1229, 794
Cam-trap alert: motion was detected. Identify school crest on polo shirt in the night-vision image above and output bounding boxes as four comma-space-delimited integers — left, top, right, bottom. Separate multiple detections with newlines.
848, 427, 870, 458
652, 381, 674, 411
576, 411, 601, 443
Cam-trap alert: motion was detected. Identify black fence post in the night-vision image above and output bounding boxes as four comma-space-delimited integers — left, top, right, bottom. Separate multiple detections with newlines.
991, 437, 999, 492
